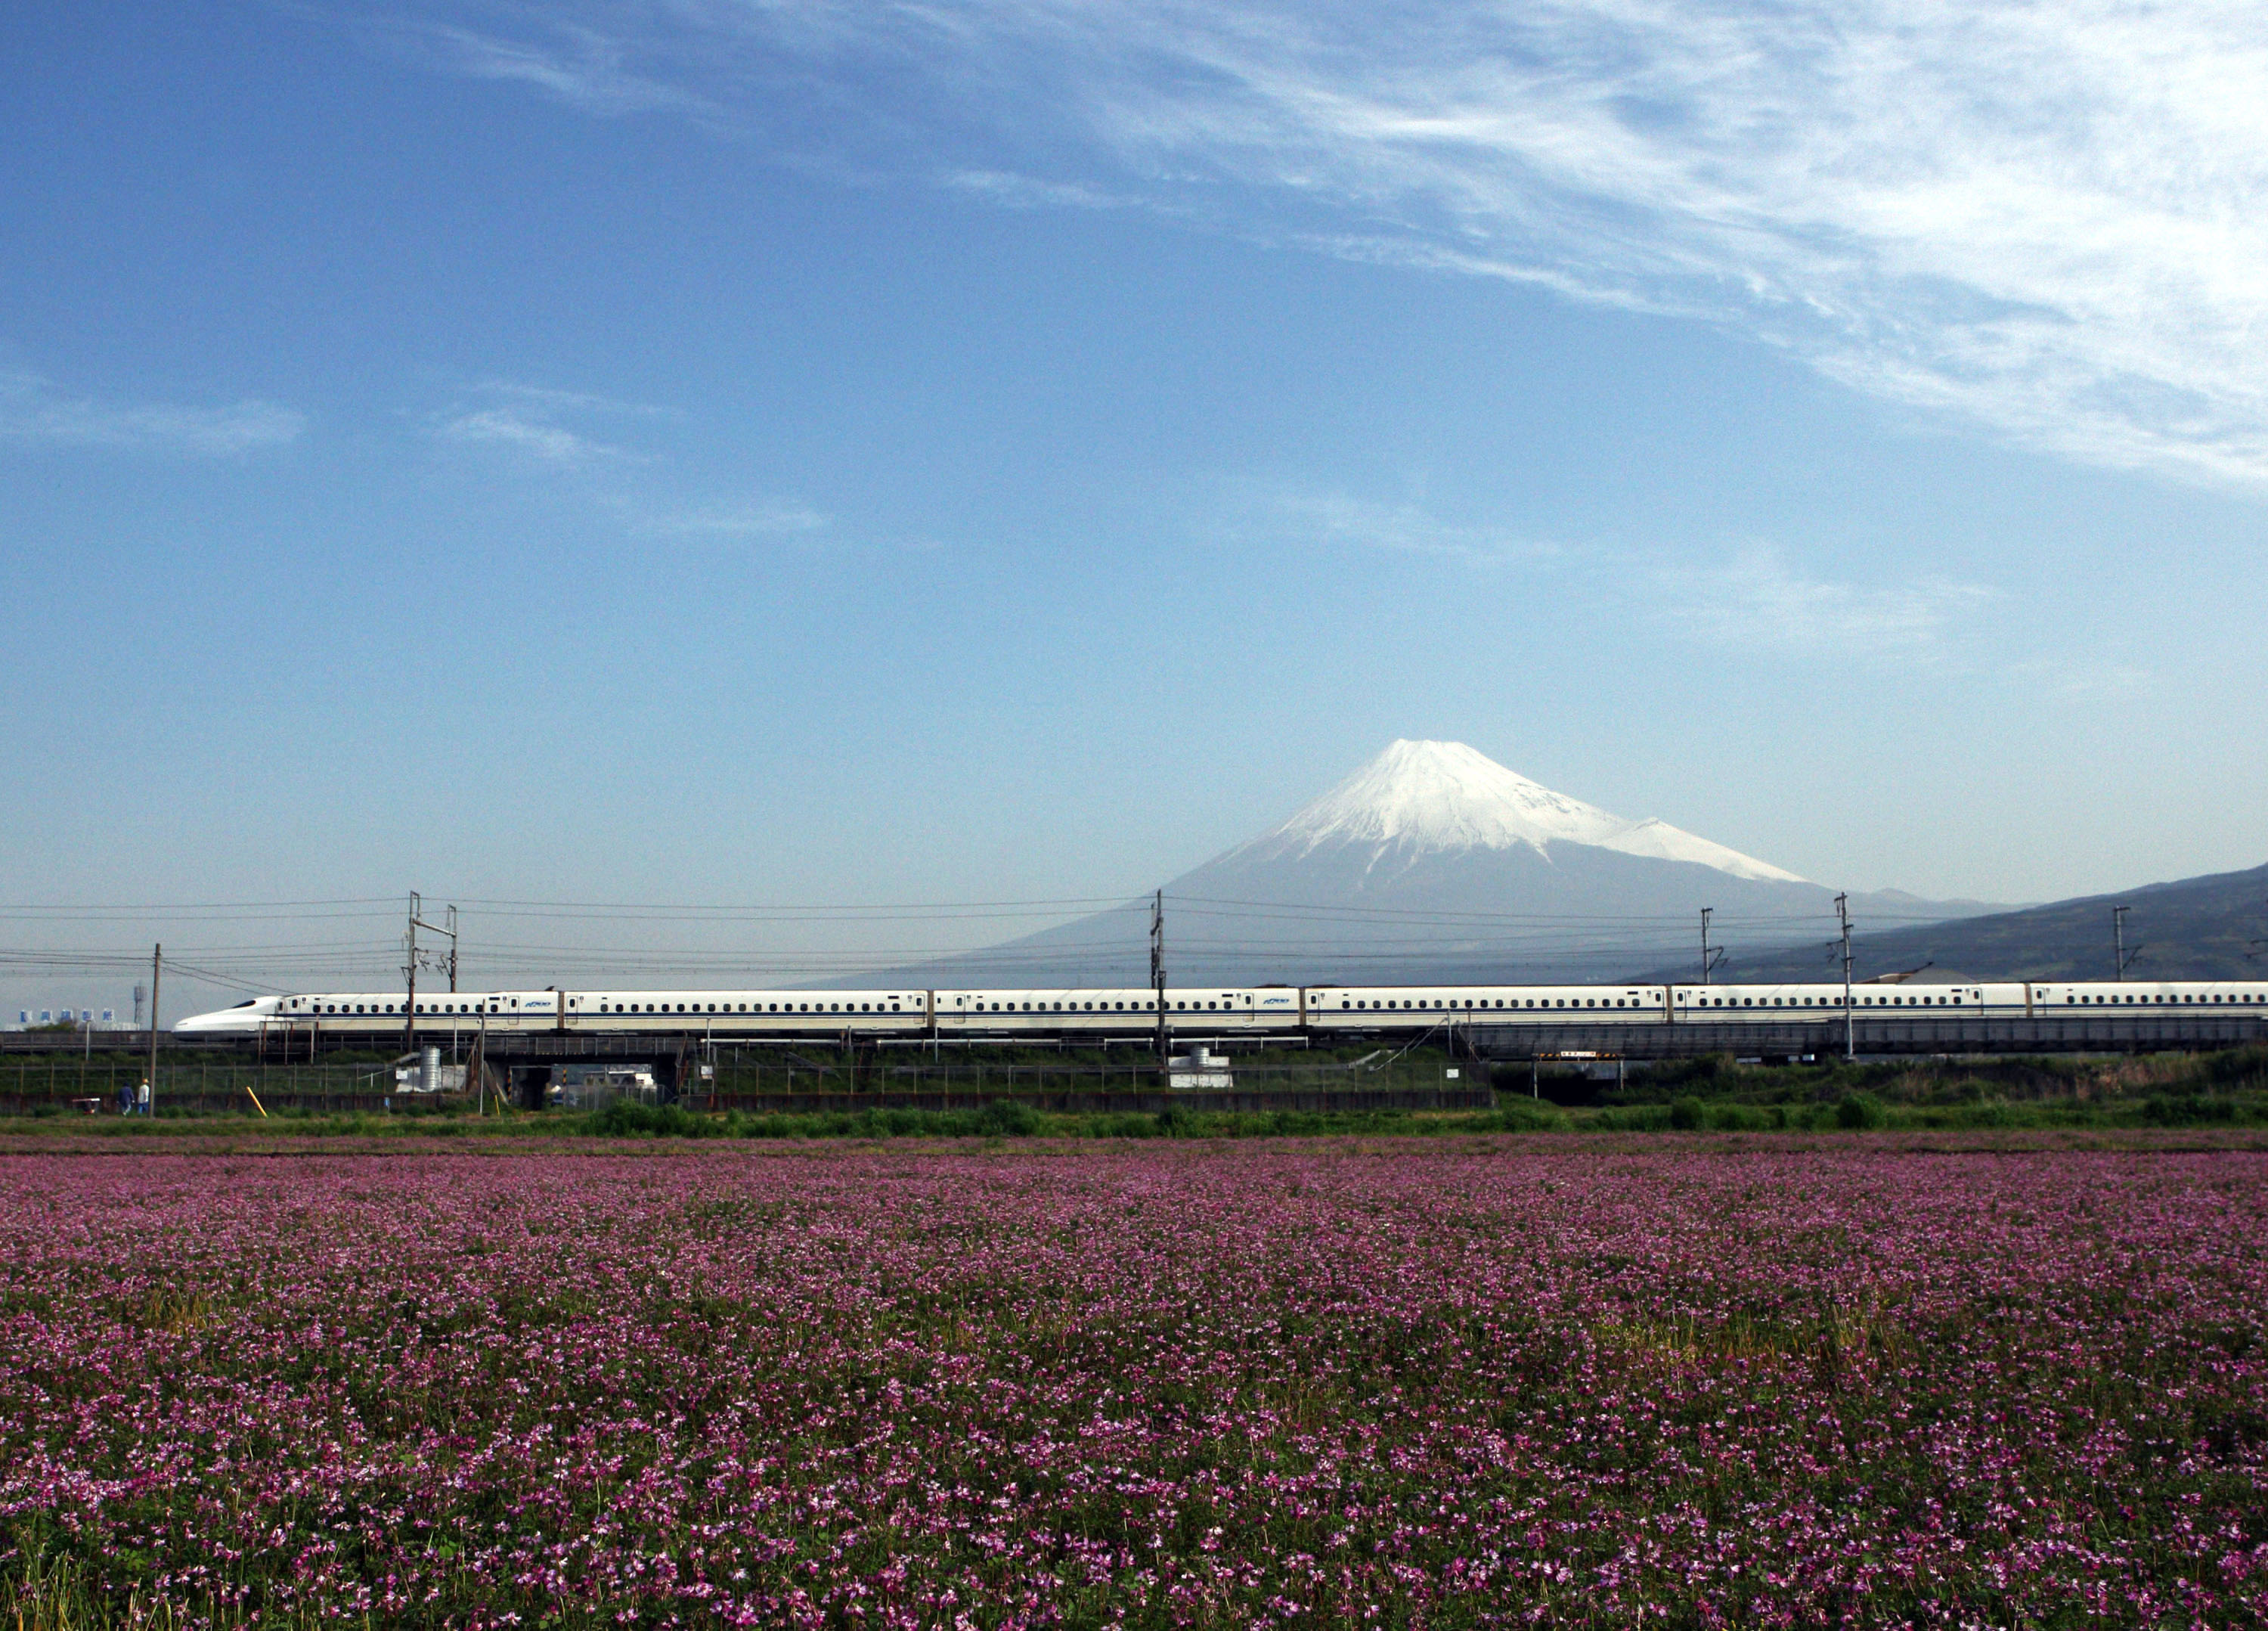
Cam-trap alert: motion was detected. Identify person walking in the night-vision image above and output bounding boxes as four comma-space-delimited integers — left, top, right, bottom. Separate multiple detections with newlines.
135, 1078, 151, 1118
119, 1078, 136, 1116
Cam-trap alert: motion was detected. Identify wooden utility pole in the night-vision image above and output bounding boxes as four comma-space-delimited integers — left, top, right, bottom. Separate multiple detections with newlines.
146, 944, 161, 1115
1836, 894, 1854, 1062
404, 895, 419, 1059
1151, 890, 1168, 1070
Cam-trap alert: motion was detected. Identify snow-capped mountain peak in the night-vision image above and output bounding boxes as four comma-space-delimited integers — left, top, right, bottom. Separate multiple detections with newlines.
1241, 740, 1805, 884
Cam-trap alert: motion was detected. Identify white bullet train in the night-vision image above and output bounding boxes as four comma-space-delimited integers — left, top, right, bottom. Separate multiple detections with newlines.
175, 978, 2268, 1038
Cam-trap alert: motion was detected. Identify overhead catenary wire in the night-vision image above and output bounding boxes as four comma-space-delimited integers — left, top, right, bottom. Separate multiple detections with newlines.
2, 887, 1966, 1002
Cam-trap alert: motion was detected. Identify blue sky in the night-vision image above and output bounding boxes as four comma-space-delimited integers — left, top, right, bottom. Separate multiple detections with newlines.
5, 1, 2266, 1008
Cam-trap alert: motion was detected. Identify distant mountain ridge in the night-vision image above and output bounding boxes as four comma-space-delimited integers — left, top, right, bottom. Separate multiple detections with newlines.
862, 740, 2000, 988
1679, 860, 2268, 985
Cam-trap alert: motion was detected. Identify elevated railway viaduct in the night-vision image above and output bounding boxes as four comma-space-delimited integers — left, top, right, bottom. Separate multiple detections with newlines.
6, 1012, 2262, 1112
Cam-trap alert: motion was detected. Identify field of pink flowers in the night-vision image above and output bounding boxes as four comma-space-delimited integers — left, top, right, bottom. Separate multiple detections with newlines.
2, 1142, 2263, 1628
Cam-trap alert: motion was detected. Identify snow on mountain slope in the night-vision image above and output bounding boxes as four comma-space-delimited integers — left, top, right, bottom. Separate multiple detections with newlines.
1232, 740, 1806, 884
855, 739, 1996, 986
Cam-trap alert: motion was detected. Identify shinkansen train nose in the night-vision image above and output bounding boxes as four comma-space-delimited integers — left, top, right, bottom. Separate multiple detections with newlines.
172, 1000, 263, 1034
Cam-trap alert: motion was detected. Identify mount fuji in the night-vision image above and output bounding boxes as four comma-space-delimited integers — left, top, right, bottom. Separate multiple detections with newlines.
874, 740, 1997, 986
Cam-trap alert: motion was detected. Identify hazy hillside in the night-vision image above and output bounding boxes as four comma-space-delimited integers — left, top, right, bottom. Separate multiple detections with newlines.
1669, 861, 2268, 984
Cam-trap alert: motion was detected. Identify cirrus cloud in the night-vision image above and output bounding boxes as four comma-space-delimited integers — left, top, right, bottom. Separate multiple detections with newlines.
383, 0, 2268, 491
0, 366, 303, 455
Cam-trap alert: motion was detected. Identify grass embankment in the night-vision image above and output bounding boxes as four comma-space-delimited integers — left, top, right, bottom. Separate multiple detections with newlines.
8, 1045, 2265, 1140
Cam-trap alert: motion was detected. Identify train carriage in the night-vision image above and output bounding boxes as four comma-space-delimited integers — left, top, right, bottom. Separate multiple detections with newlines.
570, 991, 928, 1033
2031, 981, 2268, 1012
1306, 984, 1668, 1033
931, 988, 1300, 1035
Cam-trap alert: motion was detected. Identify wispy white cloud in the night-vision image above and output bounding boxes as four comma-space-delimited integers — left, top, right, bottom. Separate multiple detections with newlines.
1253, 488, 1563, 567
634, 498, 830, 538
1255, 490, 1989, 653
428, 380, 668, 464
0, 367, 303, 454
383, 0, 2268, 489
435, 407, 626, 464
373, 17, 720, 119
2005, 657, 2156, 700
1659, 546, 1994, 654
474, 379, 676, 417
946, 170, 1136, 210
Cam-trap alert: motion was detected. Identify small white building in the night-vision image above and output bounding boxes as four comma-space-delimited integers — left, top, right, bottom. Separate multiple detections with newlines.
1167, 1047, 1234, 1090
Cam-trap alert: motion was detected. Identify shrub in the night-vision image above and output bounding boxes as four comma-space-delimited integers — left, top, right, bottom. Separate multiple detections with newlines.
1491, 1099, 1567, 1132
1668, 1096, 1706, 1130
981, 1101, 1042, 1138
1836, 1093, 1886, 1130
590, 1100, 702, 1139
2143, 1094, 2239, 1126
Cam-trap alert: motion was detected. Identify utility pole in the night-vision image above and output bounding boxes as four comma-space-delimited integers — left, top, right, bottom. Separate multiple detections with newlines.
1836, 894, 1854, 1062
1151, 889, 1168, 1069
404, 894, 419, 1059
1699, 907, 1726, 983
402, 892, 459, 1057
146, 944, 161, 1115
2112, 905, 2131, 980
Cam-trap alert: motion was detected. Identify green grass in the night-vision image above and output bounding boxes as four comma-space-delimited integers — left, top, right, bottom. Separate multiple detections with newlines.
5, 1043, 2266, 1140
5, 1095, 2266, 1142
